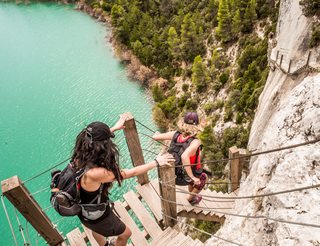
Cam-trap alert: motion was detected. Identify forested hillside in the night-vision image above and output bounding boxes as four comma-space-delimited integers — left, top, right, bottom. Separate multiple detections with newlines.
78, 0, 280, 237
83, 0, 278, 174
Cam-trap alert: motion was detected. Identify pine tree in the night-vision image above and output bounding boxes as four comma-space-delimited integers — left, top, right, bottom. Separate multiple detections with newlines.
167, 27, 181, 61
242, 0, 257, 33
216, 0, 232, 42
192, 55, 209, 92
232, 9, 241, 37
180, 13, 198, 62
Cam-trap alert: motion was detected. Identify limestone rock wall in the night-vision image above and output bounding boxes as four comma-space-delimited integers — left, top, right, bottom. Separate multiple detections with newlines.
206, 1, 320, 245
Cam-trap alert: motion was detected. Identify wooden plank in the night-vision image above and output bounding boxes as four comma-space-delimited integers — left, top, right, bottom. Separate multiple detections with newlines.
149, 227, 173, 246
194, 239, 204, 246
176, 185, 194, 213
180, 236, 195, 246
157, 229, 179, 245
82, 225, 99, 246
166, 232, 188, 246
66, 228, 86, 246
114, 201, 148, 246
201, 190, 233, 217
123, 112, 149, 185
1, 176, 64, 246
177, 210, 224, 223
157, 162, 177, 227
123, 190, 162, 239
136, 183, 162, 222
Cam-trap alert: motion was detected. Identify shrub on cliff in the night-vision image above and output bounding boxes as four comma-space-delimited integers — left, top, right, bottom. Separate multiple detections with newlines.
300, 0, 320, 17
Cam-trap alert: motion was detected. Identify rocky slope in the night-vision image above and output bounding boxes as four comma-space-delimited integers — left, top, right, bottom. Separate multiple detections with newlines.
206, 1, 320, 245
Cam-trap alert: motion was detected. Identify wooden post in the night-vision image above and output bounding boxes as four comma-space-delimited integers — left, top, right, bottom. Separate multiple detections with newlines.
158, 161, 177, 227
123, 112, 149, 185
1, 176, 64, 246
276, 50, 279, 61
288, 59, 292, 74
280, 54, 284, 66
306, 50, 311, 66
229, 146, 240, 192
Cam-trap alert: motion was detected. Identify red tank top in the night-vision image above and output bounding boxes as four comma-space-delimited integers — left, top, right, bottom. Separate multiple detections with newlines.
177, 134, 201, 170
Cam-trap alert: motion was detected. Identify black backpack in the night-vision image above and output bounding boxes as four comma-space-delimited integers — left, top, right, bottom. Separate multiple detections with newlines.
168, 131, 202, 179
50, 163, 110, 219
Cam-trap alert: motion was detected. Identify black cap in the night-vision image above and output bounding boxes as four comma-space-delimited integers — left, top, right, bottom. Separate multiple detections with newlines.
85, 121, 115, 142
184, 112, 199, 125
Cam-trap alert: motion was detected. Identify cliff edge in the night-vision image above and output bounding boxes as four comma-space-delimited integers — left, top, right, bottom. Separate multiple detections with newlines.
207, 1, 320, 245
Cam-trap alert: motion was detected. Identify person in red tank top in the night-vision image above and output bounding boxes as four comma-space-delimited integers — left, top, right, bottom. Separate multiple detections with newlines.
153, 112, 207, 205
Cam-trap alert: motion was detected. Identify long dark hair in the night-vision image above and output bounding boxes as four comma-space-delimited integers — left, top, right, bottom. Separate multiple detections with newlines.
71, 122, 123, 186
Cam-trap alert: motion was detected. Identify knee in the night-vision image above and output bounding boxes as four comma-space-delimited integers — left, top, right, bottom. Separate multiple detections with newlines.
126, 227, 132, 238
120, 226, 131, 239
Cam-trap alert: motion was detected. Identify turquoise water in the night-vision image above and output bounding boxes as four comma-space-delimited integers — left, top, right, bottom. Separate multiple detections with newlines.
0, 3, 159, 245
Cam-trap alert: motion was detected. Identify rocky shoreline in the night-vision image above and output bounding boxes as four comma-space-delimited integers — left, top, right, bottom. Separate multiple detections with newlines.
75, 1, 167, 89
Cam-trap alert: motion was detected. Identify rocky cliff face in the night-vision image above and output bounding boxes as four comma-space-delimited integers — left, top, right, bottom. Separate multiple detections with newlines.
207, 1, 320, 245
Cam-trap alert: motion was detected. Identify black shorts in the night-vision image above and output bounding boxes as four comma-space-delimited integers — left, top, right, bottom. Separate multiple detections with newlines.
176, 169, 202, 186
79, 210, 126, 237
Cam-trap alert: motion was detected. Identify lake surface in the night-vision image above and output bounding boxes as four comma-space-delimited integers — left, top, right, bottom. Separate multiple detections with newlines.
0, 3, 159, 245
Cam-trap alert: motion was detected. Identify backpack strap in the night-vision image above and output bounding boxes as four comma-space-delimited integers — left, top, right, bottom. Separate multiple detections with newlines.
172, 131, 181, 143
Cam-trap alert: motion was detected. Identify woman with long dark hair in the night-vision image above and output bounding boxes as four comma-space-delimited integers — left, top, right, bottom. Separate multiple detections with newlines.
71, 114, 174, 246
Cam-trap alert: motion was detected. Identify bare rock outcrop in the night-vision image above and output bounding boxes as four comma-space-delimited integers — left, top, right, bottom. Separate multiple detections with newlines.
206, 1, 320, 245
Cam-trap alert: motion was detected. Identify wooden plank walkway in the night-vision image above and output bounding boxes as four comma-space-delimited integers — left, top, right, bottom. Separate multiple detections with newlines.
137, 180, 236, 223
65, 179, 237, 245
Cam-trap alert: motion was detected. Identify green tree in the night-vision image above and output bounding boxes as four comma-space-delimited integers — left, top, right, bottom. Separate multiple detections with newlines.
167, 27, 181, 61
232, 9, 242, 36
216, 0, 233, 42
180, 13, 199, 62
300, 0, 320, 17
192, 55, 209, 92
242, 0, 257, 33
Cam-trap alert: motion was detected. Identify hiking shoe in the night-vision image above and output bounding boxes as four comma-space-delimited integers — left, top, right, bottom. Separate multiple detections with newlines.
189, 195, 202, 205
193, 173, 207, 191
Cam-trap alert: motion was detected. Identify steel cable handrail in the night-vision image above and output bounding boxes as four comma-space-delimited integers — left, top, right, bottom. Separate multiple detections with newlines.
161, 213, 242, 246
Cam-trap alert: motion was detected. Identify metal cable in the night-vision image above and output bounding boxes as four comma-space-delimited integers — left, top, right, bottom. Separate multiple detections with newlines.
156, 187, 320, 229
142, 148, 159, 156
161, 196, 320, 228
22, 157, 70, 184
138, 131, 169, 148
1, 195, 18, 246
163, 138, 320, 169
135, 119, 157, 134
14, 208, 29, 245
30, 187, 50, 197
161, 212, 243, 246
166, 182, 320, 200
42, 205, 53, 212
25, 221, 32, 246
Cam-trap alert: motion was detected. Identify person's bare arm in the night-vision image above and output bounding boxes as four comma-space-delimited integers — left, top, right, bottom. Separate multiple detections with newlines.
88, 153, 175, 184
181, 139, 201, 185
121, 153, 174, 179
152, 131, 176, 141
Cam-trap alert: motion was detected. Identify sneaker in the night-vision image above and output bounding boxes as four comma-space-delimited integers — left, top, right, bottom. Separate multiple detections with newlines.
189, 195, 202, 205
193, 173, 207, 191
